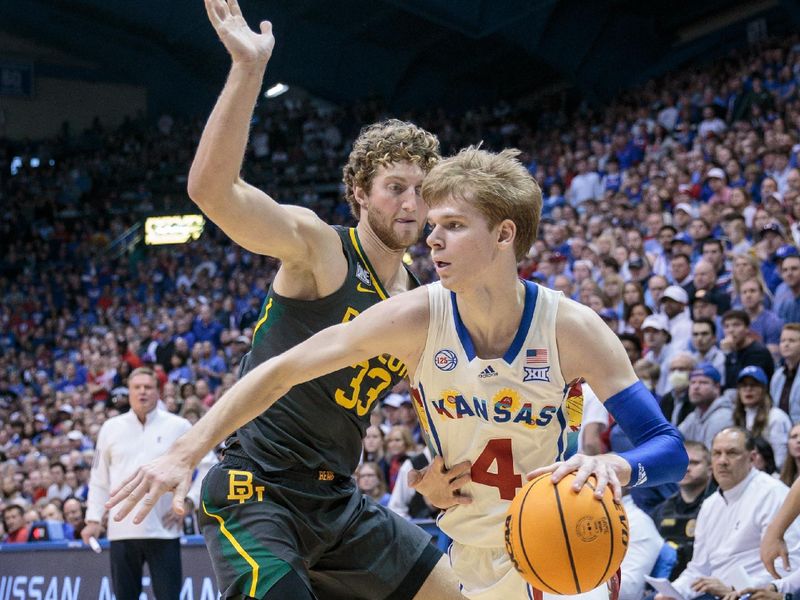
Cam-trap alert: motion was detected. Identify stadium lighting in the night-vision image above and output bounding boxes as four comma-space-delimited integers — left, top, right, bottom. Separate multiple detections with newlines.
265, 83, 289, 98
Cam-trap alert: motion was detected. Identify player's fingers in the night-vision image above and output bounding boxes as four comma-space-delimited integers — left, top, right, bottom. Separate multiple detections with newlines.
447, 460, 471, 478
259, 20, 272, 36
781, 549, 791, 572
607, 468, 622, 502
592, 469, 609, 498
452, 494, 472, 506
172, 477, 192, 516
107, 470, 143, 507
570, 460, 595, 490
113, 481, 150, 521
430, 455, 446, 471
204, 0, 226, 27
448, 472, 471, 492
527, 463, 559, 480
227, 0, 243, 18
132, 488, 160, 525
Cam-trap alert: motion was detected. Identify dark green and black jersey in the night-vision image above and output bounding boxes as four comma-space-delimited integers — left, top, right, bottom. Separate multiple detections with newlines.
229, 226, 417, 476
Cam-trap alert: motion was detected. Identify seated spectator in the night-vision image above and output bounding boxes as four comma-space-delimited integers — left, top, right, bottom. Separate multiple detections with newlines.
753, 436, 779, 476
46, 461, 72, 501
656, 428, 800, 600
679, 363, 734, 450
355, 462, 391, 507
739, 278, 784, 359
776, 251, 800, 323
780, 424, 800, 487
731, 252, 772, 310
660, 351, 697, 426
690, 318, 727, 388
642, 314, 674, 396
618, 332, 643, 365
361, 425, 389, 476
622, 301, 652, 341
634, 358, 662, 398
661, 285, 693, 352
687, 260, 732, 314
721, 310, 775, 396
383, 425, 414, 492
2, 504, 29, 543
772, 323, 800, 424
62, 496, 86, 540
652, 441, 715, 579
733, 366, 792, 469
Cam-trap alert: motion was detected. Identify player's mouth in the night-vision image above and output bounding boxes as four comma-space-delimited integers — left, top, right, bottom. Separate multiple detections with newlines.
434, 260, 451, 272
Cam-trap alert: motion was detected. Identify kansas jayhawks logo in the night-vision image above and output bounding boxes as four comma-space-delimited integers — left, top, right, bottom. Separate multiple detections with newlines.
434, 349, 458, 371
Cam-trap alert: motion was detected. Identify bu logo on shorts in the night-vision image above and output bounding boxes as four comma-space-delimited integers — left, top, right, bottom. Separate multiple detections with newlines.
434, 349, 458, 371
227, 470, 265, 504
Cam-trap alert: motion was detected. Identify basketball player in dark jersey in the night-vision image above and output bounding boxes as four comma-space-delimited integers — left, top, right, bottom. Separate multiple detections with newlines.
108, 1, 462, 598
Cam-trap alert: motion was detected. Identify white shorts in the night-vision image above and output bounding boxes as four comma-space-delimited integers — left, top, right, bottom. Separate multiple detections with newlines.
449, 542, 611, 600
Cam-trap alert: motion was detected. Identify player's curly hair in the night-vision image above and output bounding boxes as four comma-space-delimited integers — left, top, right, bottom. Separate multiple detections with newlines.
342, 119, 440, 219
422, 147, 542, 262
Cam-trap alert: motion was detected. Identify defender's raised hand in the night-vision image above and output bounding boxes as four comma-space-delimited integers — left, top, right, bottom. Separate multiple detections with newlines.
205, 0, 275, 65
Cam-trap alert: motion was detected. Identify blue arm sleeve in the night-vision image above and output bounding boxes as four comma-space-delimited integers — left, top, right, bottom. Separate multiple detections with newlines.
603, 380, 688, 487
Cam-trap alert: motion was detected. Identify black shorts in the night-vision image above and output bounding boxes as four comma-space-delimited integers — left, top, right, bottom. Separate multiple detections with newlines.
198, 454, 441, 600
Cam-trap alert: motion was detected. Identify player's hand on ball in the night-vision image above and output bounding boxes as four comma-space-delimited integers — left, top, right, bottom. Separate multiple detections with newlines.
205, 0, 275, 65
106, 453, 193, 525
527, 453, 629, 502
408, 456, 472, 509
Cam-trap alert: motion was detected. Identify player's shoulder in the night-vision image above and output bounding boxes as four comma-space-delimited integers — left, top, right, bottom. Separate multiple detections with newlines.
556, 294, 603, 333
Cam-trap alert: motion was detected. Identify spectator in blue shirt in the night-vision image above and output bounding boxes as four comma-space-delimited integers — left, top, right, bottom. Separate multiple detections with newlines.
739, 277, 784, 359
776, 253, 800, 324
192, 304, 223, 347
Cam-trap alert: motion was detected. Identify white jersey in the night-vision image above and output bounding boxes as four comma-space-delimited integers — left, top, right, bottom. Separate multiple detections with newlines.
411, 280, 575, 548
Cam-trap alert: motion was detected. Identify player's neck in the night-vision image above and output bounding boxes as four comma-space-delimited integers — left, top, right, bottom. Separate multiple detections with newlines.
355, 222, 410, 294
455, 276, 526, 359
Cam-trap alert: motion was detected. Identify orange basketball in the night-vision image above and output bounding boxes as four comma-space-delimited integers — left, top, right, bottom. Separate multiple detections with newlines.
504, 473, 629, 595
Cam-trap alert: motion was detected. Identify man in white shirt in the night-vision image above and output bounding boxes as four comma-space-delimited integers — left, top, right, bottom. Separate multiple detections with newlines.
82, 367, 194, 600
656, 428, 800, 600
568, 158, 603, 208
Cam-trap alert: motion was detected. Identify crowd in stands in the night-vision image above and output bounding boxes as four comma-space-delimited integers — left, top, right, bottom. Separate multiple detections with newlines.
4, 26, 800, 600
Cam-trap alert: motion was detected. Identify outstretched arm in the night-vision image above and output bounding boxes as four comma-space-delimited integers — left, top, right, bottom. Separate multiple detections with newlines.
106, 288, 430, 523
188, 0, 339, 265
762, 477, 800, 577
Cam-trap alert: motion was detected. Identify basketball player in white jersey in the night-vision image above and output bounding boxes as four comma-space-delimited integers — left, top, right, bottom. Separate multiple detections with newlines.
109, 148, 688, 600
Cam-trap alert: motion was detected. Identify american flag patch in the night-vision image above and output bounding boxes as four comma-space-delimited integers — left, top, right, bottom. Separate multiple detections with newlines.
526, 348, 548, 364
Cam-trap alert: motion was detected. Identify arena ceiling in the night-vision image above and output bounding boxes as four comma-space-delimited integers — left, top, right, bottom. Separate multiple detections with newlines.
4, 0, 800, 116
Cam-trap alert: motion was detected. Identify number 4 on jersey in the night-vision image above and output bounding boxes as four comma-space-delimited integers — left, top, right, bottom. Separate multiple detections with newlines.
470, 438, 523, 501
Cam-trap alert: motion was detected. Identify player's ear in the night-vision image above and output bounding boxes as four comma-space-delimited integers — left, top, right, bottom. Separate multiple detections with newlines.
354, 185, 369, 211
497, 219, 516, 250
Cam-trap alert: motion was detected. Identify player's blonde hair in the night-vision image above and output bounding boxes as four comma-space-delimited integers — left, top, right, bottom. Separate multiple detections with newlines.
421, 147, 542, 261
342, 119, 440, 219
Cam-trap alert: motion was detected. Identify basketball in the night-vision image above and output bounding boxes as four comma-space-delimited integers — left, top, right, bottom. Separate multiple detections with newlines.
504, 473, 629, 595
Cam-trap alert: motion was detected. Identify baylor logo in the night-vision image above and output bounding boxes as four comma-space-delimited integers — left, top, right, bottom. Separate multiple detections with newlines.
226, 470, 265, 504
